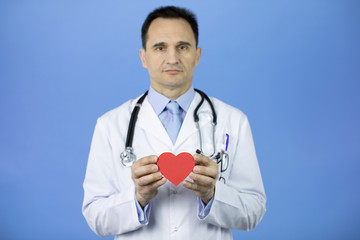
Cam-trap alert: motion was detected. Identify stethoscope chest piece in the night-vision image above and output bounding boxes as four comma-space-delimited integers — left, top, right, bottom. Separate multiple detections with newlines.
120, 147, 136, 167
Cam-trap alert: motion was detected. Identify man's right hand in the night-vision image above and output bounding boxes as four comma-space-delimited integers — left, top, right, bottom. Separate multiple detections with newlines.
131, 155, 167, 208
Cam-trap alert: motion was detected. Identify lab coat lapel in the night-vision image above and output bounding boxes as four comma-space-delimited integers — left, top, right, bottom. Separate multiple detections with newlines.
136, 97, 173, 147
176, 93, 212, 147
135, 92, 212, 149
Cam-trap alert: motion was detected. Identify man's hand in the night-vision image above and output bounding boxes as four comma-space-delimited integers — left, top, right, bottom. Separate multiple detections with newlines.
131, 155, 167, 208
182, 154, 219, 204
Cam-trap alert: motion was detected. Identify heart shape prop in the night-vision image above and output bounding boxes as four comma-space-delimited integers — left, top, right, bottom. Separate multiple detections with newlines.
157, 152, 195, 186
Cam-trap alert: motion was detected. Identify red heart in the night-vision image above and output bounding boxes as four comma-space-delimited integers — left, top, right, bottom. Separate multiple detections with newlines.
157, 152, 195, 186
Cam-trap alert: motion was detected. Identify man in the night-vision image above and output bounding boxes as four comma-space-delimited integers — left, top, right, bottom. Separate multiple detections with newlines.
82, 6, 266, 240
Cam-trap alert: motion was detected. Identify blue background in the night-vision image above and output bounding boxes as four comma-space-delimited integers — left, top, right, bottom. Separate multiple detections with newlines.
1, 0, 359, 239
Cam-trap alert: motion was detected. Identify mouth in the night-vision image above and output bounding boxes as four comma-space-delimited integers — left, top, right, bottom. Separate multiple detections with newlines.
163, 68, 182, 75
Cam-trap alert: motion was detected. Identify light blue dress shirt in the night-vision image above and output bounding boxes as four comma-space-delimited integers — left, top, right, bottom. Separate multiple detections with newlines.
135, 86, 214, 224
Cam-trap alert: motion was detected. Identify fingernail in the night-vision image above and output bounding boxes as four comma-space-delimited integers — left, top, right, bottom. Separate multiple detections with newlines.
194, 166, 200, 173
189, 173, 196, 179
152, 165, 158, 171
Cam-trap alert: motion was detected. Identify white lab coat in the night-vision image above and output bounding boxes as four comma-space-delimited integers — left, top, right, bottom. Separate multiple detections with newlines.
82, 92, 266, 240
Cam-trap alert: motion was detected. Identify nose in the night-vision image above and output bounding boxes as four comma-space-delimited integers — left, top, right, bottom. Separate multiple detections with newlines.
166, 48, 179, 65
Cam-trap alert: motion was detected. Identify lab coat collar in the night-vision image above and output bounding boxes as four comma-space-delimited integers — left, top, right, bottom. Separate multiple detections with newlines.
136, 92, 212, 149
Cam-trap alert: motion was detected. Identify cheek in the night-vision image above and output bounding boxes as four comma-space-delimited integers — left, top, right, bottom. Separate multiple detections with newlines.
147, 56, 163, 69
146, 61, 163, 76
188, 53, 198, 65
186, 58, 197, 71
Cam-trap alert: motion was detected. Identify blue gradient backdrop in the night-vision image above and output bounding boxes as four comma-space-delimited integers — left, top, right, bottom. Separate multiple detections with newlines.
1, 1, 359, 239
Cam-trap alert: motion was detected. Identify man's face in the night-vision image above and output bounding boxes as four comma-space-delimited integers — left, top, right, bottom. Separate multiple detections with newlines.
140, 17, 201, 98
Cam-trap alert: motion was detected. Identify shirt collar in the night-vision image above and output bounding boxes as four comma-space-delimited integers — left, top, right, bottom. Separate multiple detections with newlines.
147, 86, 195, 116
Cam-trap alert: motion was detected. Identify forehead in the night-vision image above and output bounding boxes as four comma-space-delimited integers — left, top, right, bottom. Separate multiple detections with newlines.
146, 18, 196, 46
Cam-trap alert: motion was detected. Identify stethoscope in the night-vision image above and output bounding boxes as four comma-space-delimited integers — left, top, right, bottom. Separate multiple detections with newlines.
120, 89, 229, 183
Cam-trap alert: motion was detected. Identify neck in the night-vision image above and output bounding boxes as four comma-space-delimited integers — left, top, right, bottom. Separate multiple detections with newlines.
151, 83, 191, 100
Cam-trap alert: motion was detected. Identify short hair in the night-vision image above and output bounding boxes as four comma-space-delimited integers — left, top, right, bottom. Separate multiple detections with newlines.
141, 6, 199, 49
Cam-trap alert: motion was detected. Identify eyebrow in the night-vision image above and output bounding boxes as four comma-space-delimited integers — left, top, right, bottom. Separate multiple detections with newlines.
177, 41, 192, 47
151, 41, 192, 49
152, 42, 166, 48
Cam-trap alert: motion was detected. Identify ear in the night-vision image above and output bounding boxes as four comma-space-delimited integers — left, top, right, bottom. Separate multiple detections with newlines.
139, 49, 148, 68
195, 47, 202, 66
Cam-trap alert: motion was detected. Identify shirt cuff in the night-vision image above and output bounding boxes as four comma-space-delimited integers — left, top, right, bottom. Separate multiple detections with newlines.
134, 192, 151, 224
198, 196, 214, 219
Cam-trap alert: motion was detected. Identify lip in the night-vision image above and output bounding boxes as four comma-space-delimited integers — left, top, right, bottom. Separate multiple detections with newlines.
164, 69, 182, 74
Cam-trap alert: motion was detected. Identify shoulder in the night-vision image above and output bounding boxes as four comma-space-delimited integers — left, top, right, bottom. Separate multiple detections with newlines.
97, 95, 142, 125
210, 96, 248, 120
208, 96, 252, 135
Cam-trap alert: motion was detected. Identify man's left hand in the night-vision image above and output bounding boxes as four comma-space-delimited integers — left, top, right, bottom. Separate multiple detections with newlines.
182, 153, 219, 204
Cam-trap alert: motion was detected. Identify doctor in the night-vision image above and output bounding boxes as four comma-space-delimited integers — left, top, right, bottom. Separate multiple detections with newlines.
82, 6, 266, 240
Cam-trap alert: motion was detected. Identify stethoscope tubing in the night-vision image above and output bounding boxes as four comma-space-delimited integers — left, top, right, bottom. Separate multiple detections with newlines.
125, 91, 148, 149
194, 89, 217, 125
125, 89, 216, 151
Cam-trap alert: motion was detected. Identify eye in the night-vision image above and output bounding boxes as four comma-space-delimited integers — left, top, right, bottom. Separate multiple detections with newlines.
155, 46, 165, 51
178, 45, 188, 51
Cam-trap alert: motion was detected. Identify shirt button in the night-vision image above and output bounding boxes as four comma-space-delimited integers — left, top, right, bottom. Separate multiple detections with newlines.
174, 226, 178, 232
171, 189, 177, 194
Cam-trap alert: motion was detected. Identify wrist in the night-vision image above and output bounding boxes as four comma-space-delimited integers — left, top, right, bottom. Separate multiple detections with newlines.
201, 189, 215, 205
136, 192, 148, 208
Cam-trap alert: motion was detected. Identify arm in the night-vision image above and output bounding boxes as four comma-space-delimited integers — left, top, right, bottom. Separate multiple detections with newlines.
184, 115, 266, 230
82, 119, 141, 236
82, 119, 164, 236
203, 115, 266, 230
